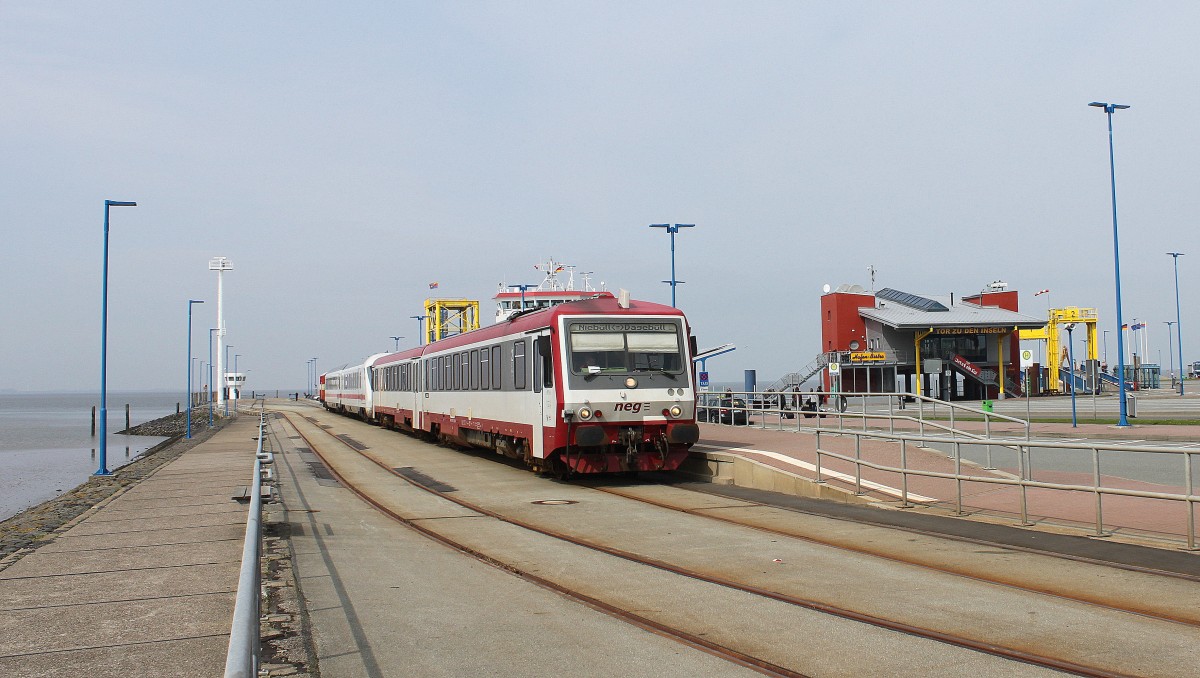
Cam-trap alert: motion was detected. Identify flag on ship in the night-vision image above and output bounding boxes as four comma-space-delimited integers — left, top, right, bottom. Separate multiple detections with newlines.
428, 282, 439, 289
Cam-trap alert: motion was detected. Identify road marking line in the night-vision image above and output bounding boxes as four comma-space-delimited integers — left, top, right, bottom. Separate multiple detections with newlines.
692, 444, 937, 503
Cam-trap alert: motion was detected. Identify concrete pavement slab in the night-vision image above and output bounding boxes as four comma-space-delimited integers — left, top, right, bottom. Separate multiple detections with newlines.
0, 634, 228, 678
0, 539, 242, 579
66, 511, 246, 537
0, 561, 238, 610
37, 523, 247, 553
0, 592, 236, 656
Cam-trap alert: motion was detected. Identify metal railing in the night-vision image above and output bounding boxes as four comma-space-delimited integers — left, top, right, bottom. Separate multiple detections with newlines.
224, 411, 270, 678
697, 389, 1030, 442
809, 427, 1199, 550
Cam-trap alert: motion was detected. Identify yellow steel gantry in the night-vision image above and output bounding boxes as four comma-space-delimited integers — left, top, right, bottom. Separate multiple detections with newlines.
424, 298, 480, 343
1018, 307, 1099, 390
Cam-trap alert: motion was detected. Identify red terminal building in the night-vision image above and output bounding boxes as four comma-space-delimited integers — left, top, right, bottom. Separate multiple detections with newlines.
820, 283, 1045, 400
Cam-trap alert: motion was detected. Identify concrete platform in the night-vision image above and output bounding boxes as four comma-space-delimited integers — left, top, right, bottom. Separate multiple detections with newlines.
0, 418, 261, 678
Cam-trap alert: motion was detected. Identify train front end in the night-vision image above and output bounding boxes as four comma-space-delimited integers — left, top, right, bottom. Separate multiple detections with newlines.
552, 308, 699, 473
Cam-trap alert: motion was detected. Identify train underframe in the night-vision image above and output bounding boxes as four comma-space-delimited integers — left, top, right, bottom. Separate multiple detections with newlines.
375, 413, 698, 475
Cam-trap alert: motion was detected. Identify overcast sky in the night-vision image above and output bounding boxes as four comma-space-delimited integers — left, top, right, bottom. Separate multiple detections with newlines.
3, 2, 1198, 393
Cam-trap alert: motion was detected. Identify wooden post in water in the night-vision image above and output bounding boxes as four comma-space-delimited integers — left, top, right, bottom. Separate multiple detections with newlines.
91, 406, 96, 436
125, 404, 130, 431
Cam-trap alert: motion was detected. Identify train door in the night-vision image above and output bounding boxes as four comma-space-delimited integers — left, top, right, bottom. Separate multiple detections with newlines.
416, 358, 426, 431
533, 332, 556, 458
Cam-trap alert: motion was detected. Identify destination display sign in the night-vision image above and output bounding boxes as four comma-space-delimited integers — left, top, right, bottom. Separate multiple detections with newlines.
569, 322, 675, 333
933, 326, 1012, 335
848, 351, 887, 362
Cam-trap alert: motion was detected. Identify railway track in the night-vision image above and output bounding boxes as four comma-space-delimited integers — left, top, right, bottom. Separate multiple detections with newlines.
273, 406, 1196, 677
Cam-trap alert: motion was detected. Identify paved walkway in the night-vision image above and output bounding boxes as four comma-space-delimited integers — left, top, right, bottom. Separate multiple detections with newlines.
0, 418, 258, 678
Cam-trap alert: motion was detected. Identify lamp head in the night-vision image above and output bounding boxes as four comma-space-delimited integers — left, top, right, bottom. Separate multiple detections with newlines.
105, 200, 137, 207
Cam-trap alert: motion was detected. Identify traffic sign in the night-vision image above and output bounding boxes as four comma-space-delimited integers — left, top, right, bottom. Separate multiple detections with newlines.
828, 363, 840, 374
698, 371, 710, 387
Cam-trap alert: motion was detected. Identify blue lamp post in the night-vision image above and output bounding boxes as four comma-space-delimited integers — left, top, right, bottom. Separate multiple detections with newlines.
96, 199, 138, 476
186, 299, 205, 439
1089, 101, 1131, 426
411, 315, 427, 345
649, 223, 695, 307
311, 357, 318, 394
511, 284, 540, 315
1168, 252, 1185, 396
208, 329, 217, 426
390, 336, 404, 351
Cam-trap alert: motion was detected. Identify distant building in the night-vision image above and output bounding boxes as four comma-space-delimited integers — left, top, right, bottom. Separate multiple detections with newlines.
821, 283, 1045, 400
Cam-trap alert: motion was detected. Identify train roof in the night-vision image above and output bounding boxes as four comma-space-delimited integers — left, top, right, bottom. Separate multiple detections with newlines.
371, 295, 686, 366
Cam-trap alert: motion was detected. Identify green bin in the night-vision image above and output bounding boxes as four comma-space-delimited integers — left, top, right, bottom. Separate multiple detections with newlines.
981, 400, 994, 413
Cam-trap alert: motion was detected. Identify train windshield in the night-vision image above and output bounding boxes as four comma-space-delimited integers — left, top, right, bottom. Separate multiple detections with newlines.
567, 321, 684, 376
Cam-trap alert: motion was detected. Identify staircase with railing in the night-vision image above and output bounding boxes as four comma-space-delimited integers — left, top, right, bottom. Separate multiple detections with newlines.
768, 352, 834, 392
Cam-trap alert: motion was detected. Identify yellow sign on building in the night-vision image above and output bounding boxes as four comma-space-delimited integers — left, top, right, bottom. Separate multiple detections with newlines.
849, 351, 887, 362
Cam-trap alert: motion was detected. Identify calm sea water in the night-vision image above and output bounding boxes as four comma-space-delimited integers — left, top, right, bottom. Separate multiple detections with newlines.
0, 391, 183, 521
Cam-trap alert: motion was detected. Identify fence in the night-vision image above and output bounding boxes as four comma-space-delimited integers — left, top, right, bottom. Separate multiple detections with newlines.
697, 390, 1197, 549
224, 410, 271, 677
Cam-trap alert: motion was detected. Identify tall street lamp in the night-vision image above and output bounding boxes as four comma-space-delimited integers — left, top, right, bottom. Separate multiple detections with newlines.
97, 199, 138, 476
649, 223, 695, 308
1089, 101, 1131, 426
390, 336, 404, 351
411, 315, 427, 345
1168, 252, 1185, 395
208, 329, 217, 426
311, 357, 318, 394
186, 299, 205, 439
234, 353, 242, 406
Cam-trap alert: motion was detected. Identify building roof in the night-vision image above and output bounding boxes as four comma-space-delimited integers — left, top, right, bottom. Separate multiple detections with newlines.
860, 291, 1045, 330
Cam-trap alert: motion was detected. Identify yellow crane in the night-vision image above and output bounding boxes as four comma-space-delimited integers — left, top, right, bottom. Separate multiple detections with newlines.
424, 298, 480, 343
1018, 307, 1099, 391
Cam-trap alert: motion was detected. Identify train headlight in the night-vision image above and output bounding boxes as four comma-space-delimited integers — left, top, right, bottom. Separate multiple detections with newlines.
625, 377, 638, 388
669, 405, 683, 418
578, 407, 593, 420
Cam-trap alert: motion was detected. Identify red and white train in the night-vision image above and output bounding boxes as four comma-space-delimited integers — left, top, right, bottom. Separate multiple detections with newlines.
320, 294, 700, 475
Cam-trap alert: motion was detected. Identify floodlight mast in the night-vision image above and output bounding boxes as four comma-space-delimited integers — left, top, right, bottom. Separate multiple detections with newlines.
209, 257, 233, 410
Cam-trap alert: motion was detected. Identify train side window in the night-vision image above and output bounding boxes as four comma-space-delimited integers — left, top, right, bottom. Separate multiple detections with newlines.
491, 345, 501, 389
479, 348, 490, 390
461, 352, 470, 390
514, 340, 527, 390
470, 349, 480, 390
